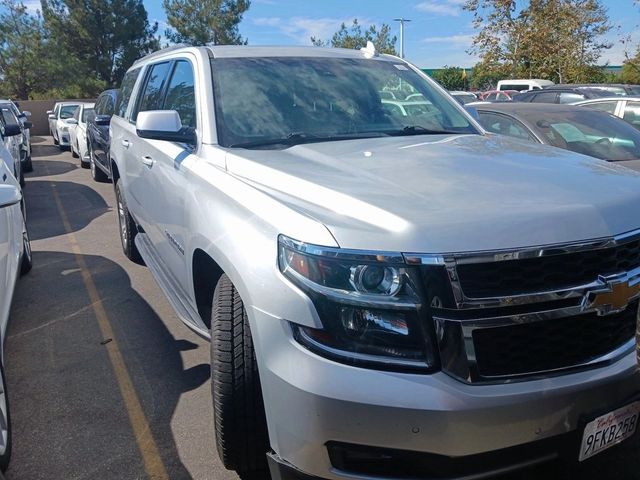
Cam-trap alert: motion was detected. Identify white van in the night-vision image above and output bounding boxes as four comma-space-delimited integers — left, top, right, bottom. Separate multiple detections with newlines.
497, 79, 554, 91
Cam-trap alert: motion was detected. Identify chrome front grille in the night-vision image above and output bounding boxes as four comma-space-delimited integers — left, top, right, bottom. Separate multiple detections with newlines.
408, 229, 640, 383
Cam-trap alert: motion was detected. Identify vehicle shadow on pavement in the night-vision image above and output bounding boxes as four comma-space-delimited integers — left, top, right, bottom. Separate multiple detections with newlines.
6, 250, 209, 479
29, 143, 69, 160
25, 179, 109, 241
27, 159, 78, 177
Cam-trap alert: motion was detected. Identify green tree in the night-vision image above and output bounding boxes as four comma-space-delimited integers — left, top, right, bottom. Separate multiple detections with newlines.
0, 0, 48, 99
464, 0, 611, 83
430, 66, 468, 90
163, 0, 250, 45
41, 0, 159, 88
311, 19, 398, 55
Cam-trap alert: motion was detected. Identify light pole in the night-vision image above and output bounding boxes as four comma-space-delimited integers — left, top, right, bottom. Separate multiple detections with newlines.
393, 18, 411, 58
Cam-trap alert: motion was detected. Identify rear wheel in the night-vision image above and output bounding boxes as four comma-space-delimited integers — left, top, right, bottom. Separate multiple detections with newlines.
115, 179, 142, 264
210, 274, 270, 479
89, 144, 108, 182
24, 155, 32, 173
80, 141, 90, 169
20, 201, 32, 276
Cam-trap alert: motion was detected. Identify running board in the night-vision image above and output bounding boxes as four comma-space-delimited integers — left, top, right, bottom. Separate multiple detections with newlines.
135, 233, 211, 340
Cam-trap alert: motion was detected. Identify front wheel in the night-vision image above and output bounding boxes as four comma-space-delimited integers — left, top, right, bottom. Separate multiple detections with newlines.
0, 362, 12, 472
71, 141, 79, 158
114, 179, 142, 265
210, 274, 270, 478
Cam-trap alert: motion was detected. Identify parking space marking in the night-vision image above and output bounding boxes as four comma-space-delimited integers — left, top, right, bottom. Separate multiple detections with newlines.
48, 173, 169, 480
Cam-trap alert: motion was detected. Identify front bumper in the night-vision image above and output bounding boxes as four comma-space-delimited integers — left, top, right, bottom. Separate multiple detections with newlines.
252, 308, 640, 480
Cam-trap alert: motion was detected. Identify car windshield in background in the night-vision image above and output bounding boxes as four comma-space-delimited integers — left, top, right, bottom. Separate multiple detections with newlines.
82, 108, 94, 122
528, 109, 640, 161
60, 105, 78, 119
211, 57, 477, 148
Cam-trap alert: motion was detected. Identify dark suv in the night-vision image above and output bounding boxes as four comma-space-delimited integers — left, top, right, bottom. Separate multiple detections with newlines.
86, 89, 118, 182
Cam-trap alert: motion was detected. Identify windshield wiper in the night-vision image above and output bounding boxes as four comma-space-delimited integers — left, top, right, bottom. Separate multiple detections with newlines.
228, 131, 389, 149
385, 125, 464, 136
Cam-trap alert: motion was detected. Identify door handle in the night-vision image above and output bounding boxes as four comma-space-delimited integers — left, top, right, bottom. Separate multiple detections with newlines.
121, 139, 131, 149
141, 155, 155, 167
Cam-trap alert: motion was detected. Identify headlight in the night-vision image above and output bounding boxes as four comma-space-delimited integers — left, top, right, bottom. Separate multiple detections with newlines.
279, 235, 437, 371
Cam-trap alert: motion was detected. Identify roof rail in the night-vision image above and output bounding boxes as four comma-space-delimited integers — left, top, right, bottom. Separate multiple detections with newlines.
132, 44, 193, 65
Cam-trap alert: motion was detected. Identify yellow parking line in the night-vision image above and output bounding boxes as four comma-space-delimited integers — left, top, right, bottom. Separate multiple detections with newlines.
48, 176, 169, 480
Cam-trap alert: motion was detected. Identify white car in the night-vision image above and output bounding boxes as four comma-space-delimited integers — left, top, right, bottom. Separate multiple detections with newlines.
573, 96, 640, 131
0, 111, 23, 188
0, 100, 32, 173
68, 103, 95, 166
47, 102, 79, 149
0, 142, 32, 473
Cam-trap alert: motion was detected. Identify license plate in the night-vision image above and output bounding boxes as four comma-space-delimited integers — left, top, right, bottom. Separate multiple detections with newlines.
579, 401, 640, 461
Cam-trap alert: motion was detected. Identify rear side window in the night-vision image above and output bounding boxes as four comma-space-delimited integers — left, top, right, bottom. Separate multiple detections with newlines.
583, 101, 617, 114
478, 112, 536, 142
623, 101, 640, 130
136, 62, 172, 118
530, 92, 557, 103
117, 68, 141, 118
559, 92, 585, 104
163, 60, 196, 127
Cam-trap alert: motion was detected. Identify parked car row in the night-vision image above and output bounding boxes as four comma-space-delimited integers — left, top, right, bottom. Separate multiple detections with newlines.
0, 117, 33, 475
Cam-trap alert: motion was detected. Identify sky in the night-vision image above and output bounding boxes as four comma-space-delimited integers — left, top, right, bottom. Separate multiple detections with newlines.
24, 0, 640, 68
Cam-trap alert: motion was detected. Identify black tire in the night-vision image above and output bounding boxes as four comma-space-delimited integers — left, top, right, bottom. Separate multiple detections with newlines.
89, 145, 108, 182
53, 133, 58, 145
115, 179, 143, 265
80, 141, 90, 169
0, 362, 12, 472
211, 274, 269, 478
20, 203, 32, 276
24, 155, 33, 173
71, 141, 79, 158
19, 169, 24, 189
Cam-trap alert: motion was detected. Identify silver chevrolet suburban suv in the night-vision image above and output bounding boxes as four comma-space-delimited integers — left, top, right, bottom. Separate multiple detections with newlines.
110, 44, 640, 480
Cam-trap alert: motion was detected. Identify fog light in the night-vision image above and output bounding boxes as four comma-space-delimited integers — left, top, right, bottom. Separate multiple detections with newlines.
341, 307, 409, 337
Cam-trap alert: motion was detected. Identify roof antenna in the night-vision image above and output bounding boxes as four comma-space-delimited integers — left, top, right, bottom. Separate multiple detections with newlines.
360, 41, 377, 59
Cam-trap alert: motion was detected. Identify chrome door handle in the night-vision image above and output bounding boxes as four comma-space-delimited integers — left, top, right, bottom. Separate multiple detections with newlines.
121, 139, 131, 149
141, 155, 155, 167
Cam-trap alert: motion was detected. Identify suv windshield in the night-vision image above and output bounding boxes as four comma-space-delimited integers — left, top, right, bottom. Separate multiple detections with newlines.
211, 56, 477, 148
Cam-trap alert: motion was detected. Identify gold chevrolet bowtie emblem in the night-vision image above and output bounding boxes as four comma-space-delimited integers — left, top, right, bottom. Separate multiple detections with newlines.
586, 277, 640, 315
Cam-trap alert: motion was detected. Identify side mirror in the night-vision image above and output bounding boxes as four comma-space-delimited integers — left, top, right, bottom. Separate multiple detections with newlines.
46, 110, 53, 115
48, 114, 56, 120
66, 118, 78, 125
136, 110, 196, 144
0, 184, 21, 209
94, 114, 111, 126
2, 124, 22, 137
23, 121, 32, 129
22, 111, 31, 117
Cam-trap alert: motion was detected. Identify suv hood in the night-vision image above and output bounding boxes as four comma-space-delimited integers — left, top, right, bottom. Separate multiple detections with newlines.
226, 134, 640, 253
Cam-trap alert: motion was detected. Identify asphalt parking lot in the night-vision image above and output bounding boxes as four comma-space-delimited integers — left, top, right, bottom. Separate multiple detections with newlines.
3, 137, 640, 480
